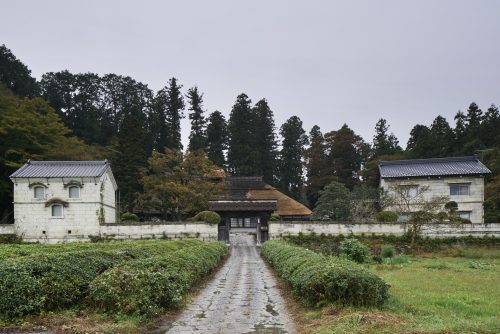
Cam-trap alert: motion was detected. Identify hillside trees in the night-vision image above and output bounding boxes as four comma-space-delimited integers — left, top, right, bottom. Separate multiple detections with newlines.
372, 118, 402, 158
0, 44, 39, 97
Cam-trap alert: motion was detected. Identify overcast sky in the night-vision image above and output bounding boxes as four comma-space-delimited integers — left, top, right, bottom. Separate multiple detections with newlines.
2, 0, 499, 148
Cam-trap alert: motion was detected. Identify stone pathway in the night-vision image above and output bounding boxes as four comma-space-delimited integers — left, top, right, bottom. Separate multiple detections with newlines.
154, 233, 296, 334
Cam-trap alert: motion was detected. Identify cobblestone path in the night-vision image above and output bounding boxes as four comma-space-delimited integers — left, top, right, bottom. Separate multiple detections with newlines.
158, 234, 296, 334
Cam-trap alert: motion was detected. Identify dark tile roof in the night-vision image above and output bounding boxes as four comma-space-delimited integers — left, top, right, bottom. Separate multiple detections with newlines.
10, 160, 110, 178
379, 156, 491, 178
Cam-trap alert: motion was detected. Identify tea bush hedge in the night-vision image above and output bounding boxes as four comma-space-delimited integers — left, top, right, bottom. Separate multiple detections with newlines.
0, 240, 206, 317
88, 241, 228, 317
261, 240, 389, 307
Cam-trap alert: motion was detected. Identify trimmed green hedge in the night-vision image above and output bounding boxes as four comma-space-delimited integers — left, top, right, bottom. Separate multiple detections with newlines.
88, 241, 228, 317
192, 210, 221, 225
261, 240, 389, 307
0, 240, 205, 317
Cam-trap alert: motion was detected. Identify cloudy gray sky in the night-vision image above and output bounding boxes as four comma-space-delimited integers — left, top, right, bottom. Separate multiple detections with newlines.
2, 0, 499, 148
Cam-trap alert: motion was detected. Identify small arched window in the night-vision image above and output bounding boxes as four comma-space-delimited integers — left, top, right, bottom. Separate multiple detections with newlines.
51, 204, 63, 217
34, 186, 45, 200
68, 186, 80, 199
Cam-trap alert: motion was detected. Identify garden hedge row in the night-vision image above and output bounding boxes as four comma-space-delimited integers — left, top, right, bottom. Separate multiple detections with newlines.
88, 241, 228, 317
0, 240, 205, 317
261, 240, 389, 307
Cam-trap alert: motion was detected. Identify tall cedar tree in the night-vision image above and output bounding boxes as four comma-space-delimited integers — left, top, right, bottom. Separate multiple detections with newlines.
324, 124, 369, 189
372, 118, 401, 158
406, 124, 433, 158
113, 106, 148, 211
0, 44, 39, 97
164, 78, 185, 150
206, 111, 228, 168
187, 86, 207, 152
305, 125, 330, 208
227, 94, 259, 175
253, 99, 278, 184
429, 116, 454, 157
279, 116, 308, 199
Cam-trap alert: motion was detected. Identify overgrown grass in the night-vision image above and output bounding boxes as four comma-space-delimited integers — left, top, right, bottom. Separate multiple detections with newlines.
290, 246, 500, 334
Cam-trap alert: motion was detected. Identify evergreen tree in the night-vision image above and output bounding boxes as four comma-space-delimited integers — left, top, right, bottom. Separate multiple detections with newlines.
311, 181, 351, 221
278, 116, 308, 199
324, 124, 369, 189
187, 86, 207, 152
453, 111, 468, 154
206, 111, 228, 168
406, 124, 433, 158
429, 116, 454, 157
480, 104, 500, 148
151, 87, 169, 152
253, 99, 278, 184
0, 44, 39, 97
305, 125, 330, 208
227, 93, 259, 175
164, 78, 185, 150
112, 105, 148, 211
372, 118, 401, 157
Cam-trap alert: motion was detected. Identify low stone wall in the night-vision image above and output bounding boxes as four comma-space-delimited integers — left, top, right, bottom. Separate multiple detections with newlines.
269, 221, 500, 239
0, 224, 15, 235
100, 221, 218, 241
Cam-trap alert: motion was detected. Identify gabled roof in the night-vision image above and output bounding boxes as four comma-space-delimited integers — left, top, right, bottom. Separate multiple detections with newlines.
379, 156, 491, 178
10, 160, 110, 178
210, 176, 312, 216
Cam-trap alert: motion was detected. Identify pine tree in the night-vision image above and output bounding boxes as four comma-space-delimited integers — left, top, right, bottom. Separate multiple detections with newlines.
206, 111, 228, 168
187, 86, 207, 152
165, 78, 185, 150
305, 125, 330, 208
278, 116, 308, 199
253, 99, 278, 184
227, 93, 259, 175
372, 118, 401, 157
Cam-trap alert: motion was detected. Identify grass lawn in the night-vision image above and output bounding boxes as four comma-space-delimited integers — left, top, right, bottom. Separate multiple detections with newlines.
289, 247, 500, 334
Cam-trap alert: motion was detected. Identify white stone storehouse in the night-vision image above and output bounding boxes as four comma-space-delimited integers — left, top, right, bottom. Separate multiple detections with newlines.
10, 160, 118, 242
379, 156, 491, 224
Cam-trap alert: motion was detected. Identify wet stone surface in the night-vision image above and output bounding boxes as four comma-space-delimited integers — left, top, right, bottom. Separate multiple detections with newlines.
156, 233, 296, 334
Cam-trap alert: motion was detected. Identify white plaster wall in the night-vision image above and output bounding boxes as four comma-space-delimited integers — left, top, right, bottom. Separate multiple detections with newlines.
99, 171, 117, 224
269, 221, 500, 239
100, 222, 218, 241
12, 178, 104, 242
0, 225, 15, 234
380, 176, 485, 224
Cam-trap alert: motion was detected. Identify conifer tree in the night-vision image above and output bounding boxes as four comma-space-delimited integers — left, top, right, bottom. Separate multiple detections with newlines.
305, 125, 330, 208
372, 118, 401, 157
164, 77, 185, 150
253, 99, 278, 184
187, 86, 207, 152
151, 88, 169, 152
278, 116, 308, 199
429, 116, 454, 157
406, 124, 433, 158
227, 93, 259, 175
113, 106, 148, 211
206, 111, 228, 168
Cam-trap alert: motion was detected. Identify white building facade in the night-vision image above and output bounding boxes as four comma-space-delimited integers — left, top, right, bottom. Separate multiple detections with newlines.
10, 160, 118, 242
379, 156, 491, 224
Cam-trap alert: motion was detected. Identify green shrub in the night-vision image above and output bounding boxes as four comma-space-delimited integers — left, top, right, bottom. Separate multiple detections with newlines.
339, 238, 371, 263
0, 240, 205, 317
88, 242, 228, 317
192, 210, 221, 225
375, 211, 399, 223
0, 234, 22, 244
381, 245, 396, 258
121, 212, 139, 222
261, 241, 389, 307
270, 213, 281, 221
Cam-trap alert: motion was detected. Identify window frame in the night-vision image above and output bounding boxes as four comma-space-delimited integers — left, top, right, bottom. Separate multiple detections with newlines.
449, 183, 470, 196
34, 186, 45, 200
68, 186, 80, 199
400, 185, 418, 198
457, 211, 471, 220
51, 204, 64, 218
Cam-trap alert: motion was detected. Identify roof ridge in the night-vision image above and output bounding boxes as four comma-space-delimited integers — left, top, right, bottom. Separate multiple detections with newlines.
380, 156, 476, 166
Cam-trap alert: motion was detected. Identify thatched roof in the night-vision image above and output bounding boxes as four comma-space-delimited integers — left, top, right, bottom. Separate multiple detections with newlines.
210, 177, 311, 216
